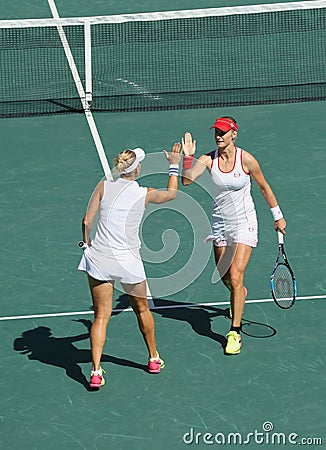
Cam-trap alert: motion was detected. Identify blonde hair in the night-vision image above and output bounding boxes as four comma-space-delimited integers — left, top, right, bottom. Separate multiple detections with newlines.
113, 149, 136, 174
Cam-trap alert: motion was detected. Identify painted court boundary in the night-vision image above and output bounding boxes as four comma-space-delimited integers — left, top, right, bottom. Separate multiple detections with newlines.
0, 295, 324, 322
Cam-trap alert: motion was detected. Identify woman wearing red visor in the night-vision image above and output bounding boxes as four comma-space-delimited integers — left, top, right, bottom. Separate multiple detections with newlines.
181, 116, 286, 355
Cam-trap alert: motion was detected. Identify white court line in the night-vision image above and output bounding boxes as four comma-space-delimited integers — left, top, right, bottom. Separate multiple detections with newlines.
47, 0, 112, 180
0, 295, 324, 322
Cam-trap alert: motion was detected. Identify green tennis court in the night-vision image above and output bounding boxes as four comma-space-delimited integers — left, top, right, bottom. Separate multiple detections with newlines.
0, 1, 325, 449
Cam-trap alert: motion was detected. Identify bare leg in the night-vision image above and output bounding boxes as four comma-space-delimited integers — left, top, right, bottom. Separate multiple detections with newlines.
214, 244, 252, 328
122, 281, 157, 359
88, 275, 114, 371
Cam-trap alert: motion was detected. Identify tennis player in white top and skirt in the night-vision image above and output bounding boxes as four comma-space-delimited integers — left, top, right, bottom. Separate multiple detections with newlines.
181, 117, 286, 355
78, 144, 182, 388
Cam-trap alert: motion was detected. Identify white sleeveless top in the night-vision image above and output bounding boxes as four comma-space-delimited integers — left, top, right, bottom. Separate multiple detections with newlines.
210, 147, 256, 226
90, 178, 147, 253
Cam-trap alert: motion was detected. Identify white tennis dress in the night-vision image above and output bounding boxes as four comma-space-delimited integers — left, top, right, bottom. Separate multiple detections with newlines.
78, 178, 148, 283
206, 147, 258, 247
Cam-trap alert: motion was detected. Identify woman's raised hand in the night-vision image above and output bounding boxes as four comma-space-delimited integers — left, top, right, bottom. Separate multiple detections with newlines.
182, 132, 196, 157
163, 142, 182, 164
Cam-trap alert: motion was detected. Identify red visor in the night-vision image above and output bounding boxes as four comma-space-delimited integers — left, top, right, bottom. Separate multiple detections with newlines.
210, 118, 238, 132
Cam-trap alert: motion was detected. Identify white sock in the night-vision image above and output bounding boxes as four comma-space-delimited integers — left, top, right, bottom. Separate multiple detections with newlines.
149, 352, 159, 361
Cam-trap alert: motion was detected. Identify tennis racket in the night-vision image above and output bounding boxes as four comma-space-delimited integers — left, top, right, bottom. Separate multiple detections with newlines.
270, 231, 297, 309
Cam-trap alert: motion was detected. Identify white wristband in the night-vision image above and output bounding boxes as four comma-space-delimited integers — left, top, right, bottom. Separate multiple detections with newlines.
270, 205, 283, 221
169, 164, 179, 177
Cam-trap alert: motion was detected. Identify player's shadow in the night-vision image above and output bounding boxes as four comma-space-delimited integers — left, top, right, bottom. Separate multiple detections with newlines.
113, 295, 276, 345
115, 296, 228, 349
13, 319, 147, 391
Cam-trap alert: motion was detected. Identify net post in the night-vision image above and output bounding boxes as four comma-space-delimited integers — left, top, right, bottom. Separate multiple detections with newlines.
84, 18, 92, 110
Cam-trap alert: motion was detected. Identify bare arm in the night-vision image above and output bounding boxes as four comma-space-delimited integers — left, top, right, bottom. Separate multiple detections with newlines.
243, 150, 287, 233
81, 181, 104, 244
181, 131, 211, 185
182, 155, 212, 185
145, 142, 182, 205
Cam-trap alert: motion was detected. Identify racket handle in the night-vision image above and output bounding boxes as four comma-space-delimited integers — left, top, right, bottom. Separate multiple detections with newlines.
78, 241, 89, 250
277, 230, 284, 245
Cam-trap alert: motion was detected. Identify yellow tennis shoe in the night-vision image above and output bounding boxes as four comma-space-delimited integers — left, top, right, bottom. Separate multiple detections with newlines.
225, 331, 242, 355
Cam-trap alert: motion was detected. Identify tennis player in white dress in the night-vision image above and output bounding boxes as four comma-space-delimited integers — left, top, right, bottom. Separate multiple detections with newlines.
181, 117, 286, 355
78, 143, 182, 388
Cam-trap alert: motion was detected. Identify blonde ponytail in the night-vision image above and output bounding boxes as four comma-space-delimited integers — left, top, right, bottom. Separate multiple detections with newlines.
113, 150, 136, 174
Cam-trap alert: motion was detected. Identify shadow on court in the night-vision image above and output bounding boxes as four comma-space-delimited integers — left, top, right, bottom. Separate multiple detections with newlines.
115, 295, 228, 348
13, 298, 277, 390
114, 295, 277, 346
13, 319, 147, 391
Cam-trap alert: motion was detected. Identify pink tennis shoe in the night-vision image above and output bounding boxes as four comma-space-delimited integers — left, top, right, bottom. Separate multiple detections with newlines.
148, 352, 165, 374
90, 368, 106, 388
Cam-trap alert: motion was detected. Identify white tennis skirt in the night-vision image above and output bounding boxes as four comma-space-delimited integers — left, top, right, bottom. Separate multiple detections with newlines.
77, 246, 146, 284
206, 217, 258, 248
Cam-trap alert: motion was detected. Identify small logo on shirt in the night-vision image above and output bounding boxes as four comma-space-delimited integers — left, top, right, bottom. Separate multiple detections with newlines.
249, 226, 255, 232
234, 171, 241, 178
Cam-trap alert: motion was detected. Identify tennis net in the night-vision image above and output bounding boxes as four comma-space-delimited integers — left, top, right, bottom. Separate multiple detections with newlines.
1, 1, 325, 118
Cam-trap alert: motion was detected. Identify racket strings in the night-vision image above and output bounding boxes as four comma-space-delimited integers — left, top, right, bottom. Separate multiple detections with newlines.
273, 264, 294, 306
